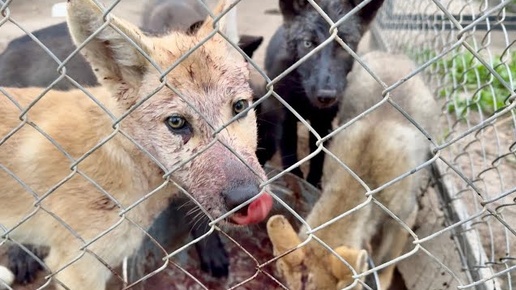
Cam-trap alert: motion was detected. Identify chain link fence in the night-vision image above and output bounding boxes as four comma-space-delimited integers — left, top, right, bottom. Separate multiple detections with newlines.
0, 0, 515, 290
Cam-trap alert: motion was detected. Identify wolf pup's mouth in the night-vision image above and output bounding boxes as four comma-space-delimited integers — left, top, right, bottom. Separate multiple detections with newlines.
229, 192, 273, 225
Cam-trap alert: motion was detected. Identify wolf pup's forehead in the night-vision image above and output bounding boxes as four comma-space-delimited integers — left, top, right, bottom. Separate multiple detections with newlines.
302, 2, 364, 41
145, 33, 252, 97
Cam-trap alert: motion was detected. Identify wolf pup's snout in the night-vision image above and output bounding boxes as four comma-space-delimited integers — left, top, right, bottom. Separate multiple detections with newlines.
316, 89, 338, 107
223, 181, 260, 211
222, 180, 272, 225
212, 148, 273, 225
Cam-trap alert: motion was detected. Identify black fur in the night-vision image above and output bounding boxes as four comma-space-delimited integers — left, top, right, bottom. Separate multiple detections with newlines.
192, 227, 229, 278
7, 244, 48, 284
0, 22, 98, 91
0, 23, 262, 91
257, 0, 385, 188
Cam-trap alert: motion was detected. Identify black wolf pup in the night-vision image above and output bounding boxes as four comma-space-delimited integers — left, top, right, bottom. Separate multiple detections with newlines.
258, 0, 384, 187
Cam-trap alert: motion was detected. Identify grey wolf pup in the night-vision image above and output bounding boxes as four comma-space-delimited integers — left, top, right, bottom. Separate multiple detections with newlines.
267, 51, 440, 290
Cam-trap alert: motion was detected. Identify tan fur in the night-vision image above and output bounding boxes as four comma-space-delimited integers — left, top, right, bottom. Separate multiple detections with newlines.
267, 51, 440, 290
0, 0, 268, 289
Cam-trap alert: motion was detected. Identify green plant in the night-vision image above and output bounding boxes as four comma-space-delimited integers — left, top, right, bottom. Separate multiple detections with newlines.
413, 48, 515, 117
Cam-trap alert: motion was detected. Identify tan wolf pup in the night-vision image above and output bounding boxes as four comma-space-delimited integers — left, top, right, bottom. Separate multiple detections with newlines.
267, 51, 440, 290
0, 0, 273, 289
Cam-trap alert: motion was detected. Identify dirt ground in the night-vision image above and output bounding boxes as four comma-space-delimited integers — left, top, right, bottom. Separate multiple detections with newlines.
1, 0, 514, 290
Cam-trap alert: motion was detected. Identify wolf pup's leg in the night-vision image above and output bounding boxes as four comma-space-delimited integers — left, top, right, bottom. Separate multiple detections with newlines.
305, 115, 334, 188
7, 244, 48, 284
191, 223, 229, 278
255, 100, 282, 166
374, 208, 418, 290
375, 224, 411, 290
279, 112, 303, 178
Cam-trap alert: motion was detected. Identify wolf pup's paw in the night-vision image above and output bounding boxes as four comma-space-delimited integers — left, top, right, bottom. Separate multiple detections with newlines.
7, 244, 48, 284
194, 231, 229, 278
198, 240, 229, 278
0, 265, 15, 289
267, 215, 369, 290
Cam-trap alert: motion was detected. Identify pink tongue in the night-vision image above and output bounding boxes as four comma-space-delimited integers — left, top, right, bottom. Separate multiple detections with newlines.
230, 192, 273, 225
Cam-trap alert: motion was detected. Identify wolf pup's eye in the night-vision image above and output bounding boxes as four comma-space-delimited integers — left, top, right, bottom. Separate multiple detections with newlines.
303, 39, 314, 48
165, 114, 192, 143
166, 114, 187, 130
233, 99, 249, 116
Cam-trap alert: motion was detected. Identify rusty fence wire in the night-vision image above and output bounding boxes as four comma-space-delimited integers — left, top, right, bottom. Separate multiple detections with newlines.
0, 0, 515, 290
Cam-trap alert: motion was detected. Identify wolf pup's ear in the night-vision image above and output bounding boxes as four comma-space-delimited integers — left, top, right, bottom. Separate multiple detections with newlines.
196, 0, 239, 45
279, 0, 310, 23
238, 35, 264, 59
187, 20, 205, 35
66, 0, 151, 107
351, 0, 385, 26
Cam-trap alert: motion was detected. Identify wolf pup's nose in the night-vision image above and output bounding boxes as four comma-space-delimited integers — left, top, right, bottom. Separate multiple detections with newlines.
316, 89, 337, 106
223, 182, 273, 225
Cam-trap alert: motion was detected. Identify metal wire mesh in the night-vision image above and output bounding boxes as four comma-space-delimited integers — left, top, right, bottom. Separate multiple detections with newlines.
0, 0, 514, 290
